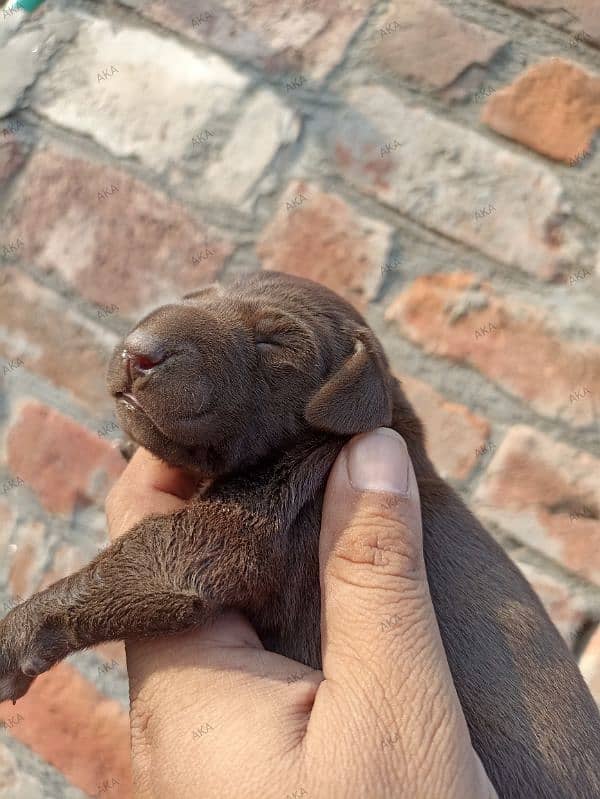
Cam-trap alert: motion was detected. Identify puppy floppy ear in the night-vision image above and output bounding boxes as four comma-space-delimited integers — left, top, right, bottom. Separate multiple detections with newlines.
304, 328, 392, 435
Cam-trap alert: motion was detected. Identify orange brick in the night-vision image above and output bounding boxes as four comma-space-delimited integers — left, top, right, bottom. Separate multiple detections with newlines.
398, 373, 490, 480
473, 425, 600, 585
385, 272, 599, 429
6, 400, 125, 515
0, 662, 132, 797
481, 59, 600, 163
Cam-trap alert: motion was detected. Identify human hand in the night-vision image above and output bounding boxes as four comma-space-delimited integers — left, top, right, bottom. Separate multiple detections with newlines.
106, 432, 497, 799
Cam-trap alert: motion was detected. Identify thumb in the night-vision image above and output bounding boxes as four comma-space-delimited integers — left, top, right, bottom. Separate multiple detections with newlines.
318, 428, 464, 740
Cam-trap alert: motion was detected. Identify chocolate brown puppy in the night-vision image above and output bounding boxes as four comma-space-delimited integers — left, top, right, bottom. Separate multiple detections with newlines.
1, 271, 599, 797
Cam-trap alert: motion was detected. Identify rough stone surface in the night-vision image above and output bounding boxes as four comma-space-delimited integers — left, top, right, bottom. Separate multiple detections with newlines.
385, 272, 600, 430
502, 0, 600, 43
473, 425, 600, 585
481, 59, 600, 163
375, 0, 508, 89
0, 150, 232, 316
124, 0, 369, 80
0, 269, 117, 410
334, 86, 580, 280
257, 180, 393, 309
204, 89, 300, 206
33, 16, 249, 172
0, 140, 25, 185
398, 373, 490, 481
5, 401, 125, 516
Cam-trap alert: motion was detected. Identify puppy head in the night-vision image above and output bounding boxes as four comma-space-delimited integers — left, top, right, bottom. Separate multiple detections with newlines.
107, 271, 393, 476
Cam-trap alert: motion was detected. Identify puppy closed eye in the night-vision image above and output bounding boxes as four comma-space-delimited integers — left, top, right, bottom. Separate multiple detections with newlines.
255, 337, 285, 351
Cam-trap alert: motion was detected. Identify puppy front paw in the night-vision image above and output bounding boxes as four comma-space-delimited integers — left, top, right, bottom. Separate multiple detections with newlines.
0, 605, 72, 703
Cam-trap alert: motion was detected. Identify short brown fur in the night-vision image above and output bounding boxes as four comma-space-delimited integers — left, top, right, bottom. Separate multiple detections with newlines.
1, 272, 599, 797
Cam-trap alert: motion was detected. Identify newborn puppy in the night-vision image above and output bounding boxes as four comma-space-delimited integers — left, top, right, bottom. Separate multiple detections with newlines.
1, 271, 599, 797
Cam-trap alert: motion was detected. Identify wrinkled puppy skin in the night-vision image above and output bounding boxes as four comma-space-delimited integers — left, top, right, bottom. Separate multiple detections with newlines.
1, 272, 599, 797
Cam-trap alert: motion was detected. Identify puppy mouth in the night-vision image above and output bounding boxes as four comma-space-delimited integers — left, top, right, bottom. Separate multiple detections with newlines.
114, 390, 215, 446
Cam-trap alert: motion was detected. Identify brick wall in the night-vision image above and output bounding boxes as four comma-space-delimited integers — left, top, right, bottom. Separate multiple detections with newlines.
1, 0, 599, 796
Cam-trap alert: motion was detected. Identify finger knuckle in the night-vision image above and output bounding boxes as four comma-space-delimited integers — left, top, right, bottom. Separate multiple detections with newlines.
330, 513, 423, 585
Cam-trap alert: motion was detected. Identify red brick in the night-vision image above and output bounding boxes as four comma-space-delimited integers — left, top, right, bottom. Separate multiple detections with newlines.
397, 373, 490, 480
385, 272, 599, 429
513, 558, 588, 648
481, 59, 600, 163
0, 662, 132, 797
502, 1, 600, 45
580, 625, 600, 707
0, 147, 232, 316
257, 180, 392, 310
0, 269, 117, 412
5, 400, 125, 516
473, 425, 600, 585
138, 0, 369, 80
0, 139, 25, 184
375, 0, 507, 90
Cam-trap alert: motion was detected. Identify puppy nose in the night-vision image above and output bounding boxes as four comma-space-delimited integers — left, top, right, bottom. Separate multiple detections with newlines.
122, 334, 168, 380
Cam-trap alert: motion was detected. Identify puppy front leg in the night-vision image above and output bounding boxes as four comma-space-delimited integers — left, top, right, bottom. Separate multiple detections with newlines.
0, 502, 276, 703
